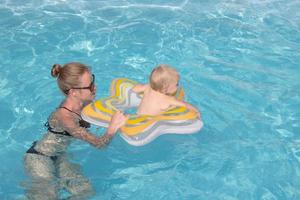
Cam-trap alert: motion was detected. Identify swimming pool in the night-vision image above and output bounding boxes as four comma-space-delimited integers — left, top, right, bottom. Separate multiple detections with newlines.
0, 0, 299, 199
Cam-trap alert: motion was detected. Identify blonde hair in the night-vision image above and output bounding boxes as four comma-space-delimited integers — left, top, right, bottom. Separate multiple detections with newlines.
149, 64, 179, 93
51, 62, 90, 94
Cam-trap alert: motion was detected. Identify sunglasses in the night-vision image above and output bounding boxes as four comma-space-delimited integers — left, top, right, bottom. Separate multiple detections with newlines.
66, 74, 95, 93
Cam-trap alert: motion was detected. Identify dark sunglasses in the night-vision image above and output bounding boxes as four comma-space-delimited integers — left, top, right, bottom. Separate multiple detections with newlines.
66, 74, 95, 93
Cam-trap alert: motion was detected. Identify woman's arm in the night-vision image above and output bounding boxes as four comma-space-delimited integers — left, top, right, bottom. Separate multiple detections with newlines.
62, 111, 127, 148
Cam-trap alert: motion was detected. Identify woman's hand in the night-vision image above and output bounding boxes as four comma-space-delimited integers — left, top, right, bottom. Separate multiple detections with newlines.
107, 111, 128, 136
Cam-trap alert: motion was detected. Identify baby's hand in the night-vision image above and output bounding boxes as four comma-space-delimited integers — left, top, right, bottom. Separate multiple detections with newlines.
195, 110, 201, 119
185, 103, 201, 119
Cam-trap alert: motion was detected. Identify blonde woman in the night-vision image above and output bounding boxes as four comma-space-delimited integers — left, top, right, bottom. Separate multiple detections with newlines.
24, 62, 127, 199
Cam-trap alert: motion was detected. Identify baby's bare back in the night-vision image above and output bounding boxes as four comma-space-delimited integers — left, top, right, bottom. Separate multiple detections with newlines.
137, 86, 173, 115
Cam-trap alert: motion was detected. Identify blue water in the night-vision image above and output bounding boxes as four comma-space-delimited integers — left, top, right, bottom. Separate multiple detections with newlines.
0, 0, 300, 199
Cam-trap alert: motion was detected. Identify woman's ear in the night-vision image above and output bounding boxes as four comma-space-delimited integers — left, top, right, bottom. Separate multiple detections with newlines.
66, 89, 76, 97
72, 90, 77, 97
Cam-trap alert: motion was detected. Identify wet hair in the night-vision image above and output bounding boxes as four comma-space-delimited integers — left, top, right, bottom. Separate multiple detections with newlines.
149, 64, 179, 93
51, 62, 90, 94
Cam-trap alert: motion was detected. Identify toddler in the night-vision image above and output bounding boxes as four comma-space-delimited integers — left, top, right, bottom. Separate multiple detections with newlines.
132, 64, 200, 117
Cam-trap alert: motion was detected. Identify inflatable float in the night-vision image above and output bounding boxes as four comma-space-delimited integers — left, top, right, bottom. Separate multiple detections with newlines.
81, 78, 203, 146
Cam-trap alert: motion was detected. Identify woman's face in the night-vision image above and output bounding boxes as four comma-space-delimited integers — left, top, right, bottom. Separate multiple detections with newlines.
77, 71, 96, 102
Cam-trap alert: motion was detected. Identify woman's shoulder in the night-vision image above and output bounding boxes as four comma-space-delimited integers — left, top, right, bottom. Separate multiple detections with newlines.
49, 108, 76, 125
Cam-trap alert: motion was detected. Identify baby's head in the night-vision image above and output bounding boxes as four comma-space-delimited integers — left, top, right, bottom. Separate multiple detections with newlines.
149, 64, 179, 95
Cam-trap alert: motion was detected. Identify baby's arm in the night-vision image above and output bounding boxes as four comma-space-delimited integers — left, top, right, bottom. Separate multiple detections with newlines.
132, 84, 147, 93
170, 98, 201, 118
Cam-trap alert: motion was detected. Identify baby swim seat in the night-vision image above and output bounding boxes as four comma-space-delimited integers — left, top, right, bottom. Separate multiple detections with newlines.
81, 78, 203, 146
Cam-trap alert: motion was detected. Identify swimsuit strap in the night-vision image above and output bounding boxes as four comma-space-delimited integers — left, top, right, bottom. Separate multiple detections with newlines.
59, 106, 82, 118
42, 106, 83, 137
58, 106, 91, 128
26, 141, 57, 161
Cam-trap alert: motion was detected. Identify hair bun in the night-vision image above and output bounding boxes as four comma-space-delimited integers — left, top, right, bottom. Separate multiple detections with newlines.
51, 64, 62, 77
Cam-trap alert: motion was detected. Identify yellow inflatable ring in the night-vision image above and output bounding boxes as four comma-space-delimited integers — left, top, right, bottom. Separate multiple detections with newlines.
81, 78, 203, 146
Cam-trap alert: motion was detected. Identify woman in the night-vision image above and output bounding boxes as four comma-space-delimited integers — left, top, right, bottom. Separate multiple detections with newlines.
24, 62, 127, 199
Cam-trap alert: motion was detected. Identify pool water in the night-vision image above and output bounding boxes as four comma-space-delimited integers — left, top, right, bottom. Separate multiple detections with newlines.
1, 0, 300, 199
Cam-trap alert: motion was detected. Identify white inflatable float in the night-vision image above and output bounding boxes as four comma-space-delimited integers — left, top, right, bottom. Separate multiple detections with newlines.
81, 78, 203, 146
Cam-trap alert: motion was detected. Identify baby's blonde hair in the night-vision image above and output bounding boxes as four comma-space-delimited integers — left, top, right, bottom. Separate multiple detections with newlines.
149, 64, 179, 93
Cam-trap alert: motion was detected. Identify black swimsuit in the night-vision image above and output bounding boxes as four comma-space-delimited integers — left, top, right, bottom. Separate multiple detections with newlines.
59, 106, 91, 129
26, 141, 58, 161
44, 121, 72, 136
26, 107, 90, 160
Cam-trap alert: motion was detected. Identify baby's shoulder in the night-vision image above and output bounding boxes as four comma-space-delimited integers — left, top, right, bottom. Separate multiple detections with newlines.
132, 84, 148, 93
164, 95, 183, 106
